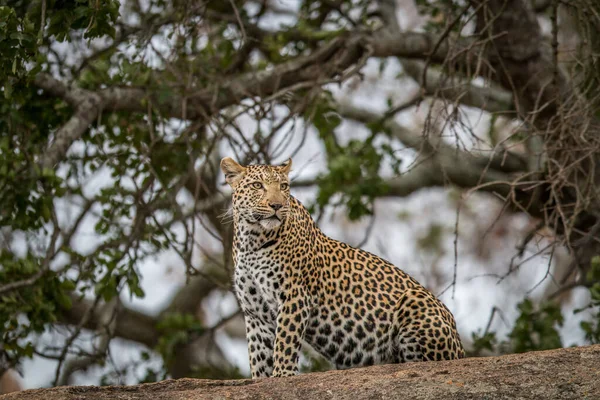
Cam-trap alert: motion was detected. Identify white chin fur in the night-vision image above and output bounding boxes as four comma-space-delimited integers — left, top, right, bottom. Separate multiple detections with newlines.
259, 218, 282, 230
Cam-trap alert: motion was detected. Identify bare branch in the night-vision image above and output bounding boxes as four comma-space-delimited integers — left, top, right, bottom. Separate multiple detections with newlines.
400, 59, 514, 113
469, 0, 600, 274
57, 298, 119, 386
59, 295, 159, 348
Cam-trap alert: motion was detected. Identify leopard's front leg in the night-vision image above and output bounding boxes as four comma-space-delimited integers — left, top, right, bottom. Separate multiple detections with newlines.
244, 314, 276, 378
272, 286, 309, 377
235, 269, 277, 379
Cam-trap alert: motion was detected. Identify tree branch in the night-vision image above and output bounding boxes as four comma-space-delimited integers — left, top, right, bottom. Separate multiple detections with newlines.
56, 298, 118, 386
400, 58, 514, 113
59, 295, 159, 348
34, 74, 104, 170
57, 260, 235, 380
34, 23, 496, 169
336, 102, 527, 174
532, 0, 552, 12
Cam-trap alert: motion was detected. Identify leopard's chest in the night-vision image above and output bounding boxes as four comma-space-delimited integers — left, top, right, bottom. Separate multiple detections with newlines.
234, 247, 287, 320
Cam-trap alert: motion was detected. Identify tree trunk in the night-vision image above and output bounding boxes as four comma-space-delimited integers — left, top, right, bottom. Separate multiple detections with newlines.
4, 345, 600, 399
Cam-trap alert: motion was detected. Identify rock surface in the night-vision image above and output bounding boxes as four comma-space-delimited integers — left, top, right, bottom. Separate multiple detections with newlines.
3, 345, 600, 399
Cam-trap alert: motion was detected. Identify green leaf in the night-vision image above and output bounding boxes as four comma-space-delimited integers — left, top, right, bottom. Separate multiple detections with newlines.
3, 80, 12, 99
61, 279, 76, 291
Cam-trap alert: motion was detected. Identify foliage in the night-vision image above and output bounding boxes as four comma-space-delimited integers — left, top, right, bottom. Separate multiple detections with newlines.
417, 223, 446, 253
576, 256, 600, 344
469, 329, 497, 357
0, 251, 76, 363
470, 298, 564, 357
314, 135, 390, 220
0, 0, 166, 380
156, 312, 204, 369
508, 299, 563, 353
0, 82, 67, 231
308, 93, 402, 220
414, 0, 465, 33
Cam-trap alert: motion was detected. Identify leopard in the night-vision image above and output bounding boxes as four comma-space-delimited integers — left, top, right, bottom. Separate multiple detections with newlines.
220, 157, 465, 378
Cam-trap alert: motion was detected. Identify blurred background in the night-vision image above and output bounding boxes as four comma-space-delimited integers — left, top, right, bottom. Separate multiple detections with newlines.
1, 0, 599, 392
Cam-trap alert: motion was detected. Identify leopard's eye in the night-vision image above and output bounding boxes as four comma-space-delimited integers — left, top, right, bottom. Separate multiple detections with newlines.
251, 182, 263, 189
280, 182, 289, 190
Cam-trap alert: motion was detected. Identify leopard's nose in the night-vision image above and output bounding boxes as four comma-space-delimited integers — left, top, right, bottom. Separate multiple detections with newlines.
269, 203, 282, 211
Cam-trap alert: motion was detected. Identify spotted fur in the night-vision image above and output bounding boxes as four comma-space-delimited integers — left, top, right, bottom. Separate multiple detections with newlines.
220, 157, 465, 378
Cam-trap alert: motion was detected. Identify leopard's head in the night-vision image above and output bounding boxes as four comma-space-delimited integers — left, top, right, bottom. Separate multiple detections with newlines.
220, 157, 292, 230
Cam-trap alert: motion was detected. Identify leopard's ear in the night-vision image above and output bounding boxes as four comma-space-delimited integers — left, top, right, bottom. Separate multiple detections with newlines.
220, 157, 246, 186
280, 158, 292, 175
